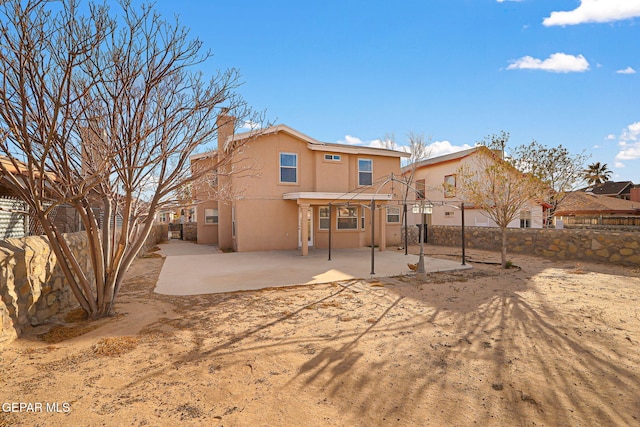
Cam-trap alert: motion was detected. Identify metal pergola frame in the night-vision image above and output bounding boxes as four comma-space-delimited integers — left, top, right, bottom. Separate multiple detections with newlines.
324, 174, 467, 276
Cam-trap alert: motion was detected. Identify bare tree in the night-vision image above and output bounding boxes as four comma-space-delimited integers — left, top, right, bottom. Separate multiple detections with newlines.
380, 133, 398, 151
509, 140, 588, 227
0, 0, 262, 318
456, 133, 544, 268
398, 132, 430, 250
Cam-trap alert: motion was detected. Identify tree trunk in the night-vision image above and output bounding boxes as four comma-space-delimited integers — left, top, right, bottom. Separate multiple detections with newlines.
501, 226, 508, 269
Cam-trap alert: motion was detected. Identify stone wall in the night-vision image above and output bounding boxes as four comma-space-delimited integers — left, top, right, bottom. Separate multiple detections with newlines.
143, 223, 168, 252
183, 222, 197, 241
425, 225, 640, 266
1, 224, 169, 346
0, 232, 90, 346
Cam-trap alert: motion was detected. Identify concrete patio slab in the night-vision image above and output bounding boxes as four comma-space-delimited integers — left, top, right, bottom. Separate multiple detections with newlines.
155, 240, 471, 296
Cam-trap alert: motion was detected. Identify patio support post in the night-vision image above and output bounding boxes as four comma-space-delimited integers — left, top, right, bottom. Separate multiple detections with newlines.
328, 203, 332, 261
300, 204, 309, 256
379, 206, 386, 252
370, 199, 375, 275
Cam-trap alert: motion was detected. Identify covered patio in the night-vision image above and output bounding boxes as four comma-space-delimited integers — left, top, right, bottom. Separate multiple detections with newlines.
155, 240, 471, 295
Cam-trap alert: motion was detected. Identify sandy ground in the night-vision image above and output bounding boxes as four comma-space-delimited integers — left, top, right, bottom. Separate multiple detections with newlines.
1, 246, 639, 427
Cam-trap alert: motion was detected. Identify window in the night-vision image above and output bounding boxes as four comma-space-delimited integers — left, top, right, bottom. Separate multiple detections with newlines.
387, 206, 400, 223
358, 159, 373, 186
415, 179, 425, 200
280, 153, 297, 183
337, 206, 358, 230
520, 210, 532, 228
444, 211, 455, 217
159, 212, 167, 222
204, 208, 218, 224
319, 206, 330, 230
361, 209, 366, 229
324, 154, 341, 161
444, 174, 456, 198
209, 172, 218, 188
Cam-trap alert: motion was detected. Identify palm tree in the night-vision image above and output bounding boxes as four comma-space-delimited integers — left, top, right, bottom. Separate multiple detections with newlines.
584, 162, 612, 186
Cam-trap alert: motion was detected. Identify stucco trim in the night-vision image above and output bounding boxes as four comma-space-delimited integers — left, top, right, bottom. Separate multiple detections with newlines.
283, 192, 393, 202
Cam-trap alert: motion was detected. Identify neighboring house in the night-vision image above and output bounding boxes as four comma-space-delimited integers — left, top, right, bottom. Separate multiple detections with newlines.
554, 191, 640, 227
155, 206, 194, 224
585, 181, 638, 201
402, 147, 545, 229
191, 113, 408, 255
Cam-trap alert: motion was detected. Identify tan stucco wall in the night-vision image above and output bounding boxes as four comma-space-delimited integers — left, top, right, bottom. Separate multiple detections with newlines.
193, 128, 405, 252
234, 199, 299, 252
195, 201, 219, 245
231, 132, 403, 200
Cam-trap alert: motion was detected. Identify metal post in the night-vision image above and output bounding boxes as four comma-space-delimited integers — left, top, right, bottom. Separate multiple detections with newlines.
461, 202, 466, 265
417, 200, 426, 277
423, 211, 427, 244
370, 199, 375, 275
328, 203, 332, 261
404, 203, 408, 255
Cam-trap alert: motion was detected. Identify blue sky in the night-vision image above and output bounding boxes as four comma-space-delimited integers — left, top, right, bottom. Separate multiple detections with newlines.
151, 0, 640, 183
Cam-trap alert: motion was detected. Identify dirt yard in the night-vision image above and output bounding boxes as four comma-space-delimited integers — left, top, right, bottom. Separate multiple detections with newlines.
1, 246, 639, 426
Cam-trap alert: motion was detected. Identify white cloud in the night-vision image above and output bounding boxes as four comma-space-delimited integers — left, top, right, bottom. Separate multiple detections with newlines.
367, 139, 387, 149
336, 135, 393, 149
240, 120, 262, 130
543, 0, 640, 26
615, 161, 625, 168
507, 53, 589, 73
497, 0, 523, 2
424, 141, 473, 158
606, 134, 616, 140
337, 135, 473, 160
616, 66, 637, 74
338, 134, 365, 145
615, 121, 640, 160
593, 144, 600, 149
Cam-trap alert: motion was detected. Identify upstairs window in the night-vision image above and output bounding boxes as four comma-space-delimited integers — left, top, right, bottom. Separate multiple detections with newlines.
415, 179, 425, 200
324, 154, 341, 161
280, 153, 297, 183
358, 159, 373, 186
444, 174, 456, 198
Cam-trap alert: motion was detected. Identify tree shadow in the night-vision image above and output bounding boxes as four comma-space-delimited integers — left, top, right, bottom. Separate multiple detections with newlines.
58, 256, 640, 426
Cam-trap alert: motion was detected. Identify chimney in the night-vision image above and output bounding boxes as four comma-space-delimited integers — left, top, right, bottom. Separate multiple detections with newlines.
216, 108, 235, 155
215, 108, 235, 251
631, 187, 640, 202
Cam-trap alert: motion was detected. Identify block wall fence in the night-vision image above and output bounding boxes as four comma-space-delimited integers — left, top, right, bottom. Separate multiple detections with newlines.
413, 225, 640, 266
0, 224, 167, 346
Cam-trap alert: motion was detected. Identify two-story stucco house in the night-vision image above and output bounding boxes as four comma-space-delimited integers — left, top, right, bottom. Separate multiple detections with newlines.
404, 147, 546, 230
192, 113, 409, 255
